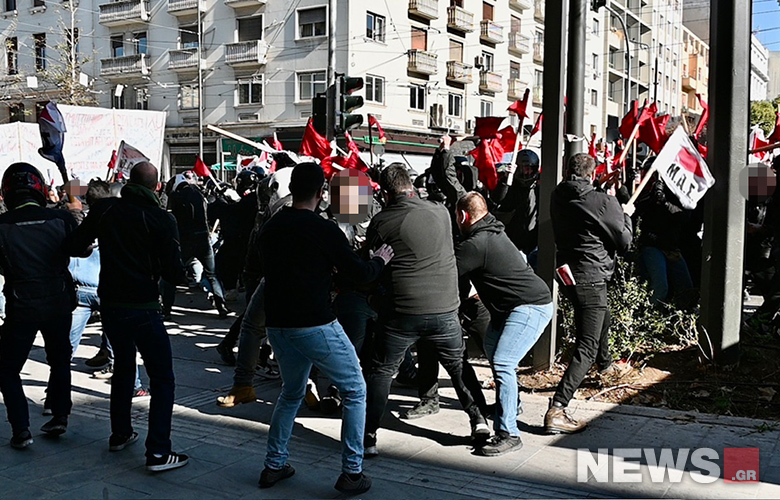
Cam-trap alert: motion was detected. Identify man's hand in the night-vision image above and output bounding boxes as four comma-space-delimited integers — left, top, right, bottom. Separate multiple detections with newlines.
65, 195, 83, 212
370, 244, 394, 265
439, 134, 452, 150
622, 202, 635, 217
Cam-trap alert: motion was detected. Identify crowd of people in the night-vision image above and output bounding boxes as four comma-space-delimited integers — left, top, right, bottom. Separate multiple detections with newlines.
0, 132, 718, 494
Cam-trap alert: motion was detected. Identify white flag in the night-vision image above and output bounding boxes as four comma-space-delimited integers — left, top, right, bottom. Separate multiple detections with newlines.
115, 140, 150, 178
654, 126, 715, 209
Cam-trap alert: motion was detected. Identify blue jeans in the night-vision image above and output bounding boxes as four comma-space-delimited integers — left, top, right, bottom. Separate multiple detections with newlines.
102, 308, 175, 457
265, 320, 366, 474
639, 246, 694, 305
70, 286, 100, 357
484, 303, 553, 436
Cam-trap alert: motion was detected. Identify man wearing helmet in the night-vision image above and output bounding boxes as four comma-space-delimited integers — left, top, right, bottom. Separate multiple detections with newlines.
0, 162, 78, 449
494, 150, 541, 267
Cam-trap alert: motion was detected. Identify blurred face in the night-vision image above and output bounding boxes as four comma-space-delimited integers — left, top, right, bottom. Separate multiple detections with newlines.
330, 169, 372, 224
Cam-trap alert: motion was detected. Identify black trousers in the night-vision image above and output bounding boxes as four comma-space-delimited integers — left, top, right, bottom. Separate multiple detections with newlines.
553, 282, 613, 406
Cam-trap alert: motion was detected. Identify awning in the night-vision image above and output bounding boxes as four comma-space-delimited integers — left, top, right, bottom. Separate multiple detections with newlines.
210, 162, 236, 171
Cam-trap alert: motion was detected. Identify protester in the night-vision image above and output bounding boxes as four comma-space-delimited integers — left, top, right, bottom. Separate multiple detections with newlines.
65, 162, 189, 472
428, 135, 467, 210
0, 163, 77, 449
545, 153, 633, 434
494, 150, 541, 267
454, 192, 553, 455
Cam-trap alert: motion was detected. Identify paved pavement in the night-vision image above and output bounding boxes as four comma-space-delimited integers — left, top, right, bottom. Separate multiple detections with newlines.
0, 290, 779, 499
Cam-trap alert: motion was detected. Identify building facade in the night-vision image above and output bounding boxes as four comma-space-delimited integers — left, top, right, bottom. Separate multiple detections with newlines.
768, 51, 780, 101
679, 25, 708, 116
751, 33, 769, 102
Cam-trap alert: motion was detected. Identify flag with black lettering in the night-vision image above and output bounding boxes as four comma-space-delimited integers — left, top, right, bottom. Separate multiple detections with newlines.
654, 126, 715, 209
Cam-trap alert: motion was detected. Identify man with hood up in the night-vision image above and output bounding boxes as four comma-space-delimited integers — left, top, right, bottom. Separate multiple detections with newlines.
494, 150, 541, 265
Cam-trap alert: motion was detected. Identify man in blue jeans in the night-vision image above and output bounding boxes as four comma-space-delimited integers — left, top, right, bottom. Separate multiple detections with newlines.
257, 163, 393, 495
454, 192, 553, 455
65, 162, 189, 472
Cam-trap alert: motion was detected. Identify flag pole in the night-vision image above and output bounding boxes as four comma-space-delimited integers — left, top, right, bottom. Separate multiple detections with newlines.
750, 141, 780, 155
626, 163, 658, 207
506, 114, 524, 187
368, 115, 374, 167
616, 117, 643, 168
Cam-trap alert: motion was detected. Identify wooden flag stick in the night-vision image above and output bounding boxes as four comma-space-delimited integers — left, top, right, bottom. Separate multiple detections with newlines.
750, 141, 780, 155
506, 116, 524, 187
626, 163, 658, 207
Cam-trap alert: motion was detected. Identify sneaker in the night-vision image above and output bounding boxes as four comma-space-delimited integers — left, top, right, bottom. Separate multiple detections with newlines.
258, 463, 295, 488
401, 398, 440, 420
320, 385, 342, 415
334, 472, 372, 495
470, 415, 491, 439
255, 365, 281, 381
216, 385, 257, 408
85, 348, 111, 368
93, 365, 114, 380
304, 380, 320, 410
40, 416, 68, 436
364, 433, 378, 458
133, 388, 150, 398
10, 429, 33, 449
544, 403, 587, 434
477, 432, 524, 457
146, 452, 189, 472
216, 343, 237, 366
109, 432, 139, 452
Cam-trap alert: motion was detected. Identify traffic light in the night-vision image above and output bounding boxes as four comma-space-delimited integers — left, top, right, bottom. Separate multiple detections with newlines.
591, 0, 606, 11
337, 75, 364, 134
312, 93, 327, 135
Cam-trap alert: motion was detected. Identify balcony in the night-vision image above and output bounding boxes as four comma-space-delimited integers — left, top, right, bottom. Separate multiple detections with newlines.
479, 70, 502, 93
408, 49, 438, 75
408, 0, 438, 20
509, 0, 533, 10
225, 40, 267, 66
447, 6, 475, 33
446, 61, 472, 83
480, 20, 504, 44
534, 0, 545, 22
682, 75, 697, 91
533, 85, 543, 106
100, 54, 150, 78
533, 42, 544, 64
168, 48, 200, 71
508, 32, 531, 55
99, 0, 150, 27
167, 0, 201, 15
507, 79, 528, 100
224, 0, 266, 8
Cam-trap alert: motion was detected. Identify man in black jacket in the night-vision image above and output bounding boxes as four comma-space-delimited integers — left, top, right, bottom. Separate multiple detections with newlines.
428, 135, 467, 210
455, 192, 553, 456
494, 150, 541, 266
0, 163, 77, 449
546, 153, 633, 434
65, 162, 190, 472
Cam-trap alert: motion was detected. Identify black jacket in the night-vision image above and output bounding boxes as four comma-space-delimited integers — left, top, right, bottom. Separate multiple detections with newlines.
456, 214, 551, 324
0, 204, 77, 319
551, 177, 633, 284
167, 184, 210, 244
494, 182, 539, 255
65, 183, 186, 308
366, 192, 460, 316
635, 176, 689, 251
429, 148, 467, 208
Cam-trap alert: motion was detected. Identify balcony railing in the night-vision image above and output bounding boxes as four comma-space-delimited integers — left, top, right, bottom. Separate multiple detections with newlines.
447, 6, 475, 32
508, 32, 531, 55
99, 0, 150, 26
225, 40, 267, 66
509, 0, 533, 10
533, 85, 543, 106
100, 54, 149, 77
168, 0, 201, 15
168, 48, 199, 71
534, 0, 545, 22
224, 0, 266, 7
480, 20, 504, 44
507, 79, 528, 100
408, 49, 438, 75
408, 0, 438, 20
533, 42, 544, 63
682, 75, 697, 91
479, 70, 502, 93
446, 61, 472, 83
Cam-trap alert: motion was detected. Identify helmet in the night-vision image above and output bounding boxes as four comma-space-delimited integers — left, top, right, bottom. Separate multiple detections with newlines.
513, 150, 540, 187
171, 174, 189, 192
1, 163, 47, 208
235, 169, 259, 196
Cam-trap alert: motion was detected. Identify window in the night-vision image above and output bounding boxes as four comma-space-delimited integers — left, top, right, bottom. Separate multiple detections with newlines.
409, 84, 425, 110
411, 27, 427, 51
9, 103, 24, 122
298, 7, 326, 38
482, 1, 494, 21
481, 51, 494, 72
298, 70, 326, 101
534, 70, 543, 87
448, 93, 462, 117
133, 32, 147, 55
238, 78, 263, 105
6, 37, 17, 75
238, 15, 263, 41
608, 48, 617, 69
449, 39, 463, 62
590, 89, 598, 106
180, 84, 199, 109
33, 33, 45, 71
33, 0, 43, 6
112, 86, 125, 109
4, 0, 16, 11
180, 26, 198, 48
365, 75, 384, 104
511, 16, 521, 34
480, 100, 492, 117
366, 12, 385, 42
592, 53, 598, 69
136, 88, 149, 110
450, 0, 463, 6
592, 18, 600, 35
509, 61, 520, 80
111, 35, 124, 57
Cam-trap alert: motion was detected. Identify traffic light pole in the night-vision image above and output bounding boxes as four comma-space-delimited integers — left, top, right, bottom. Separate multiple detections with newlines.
565, 0, 586, 158
326, 0, 337, 141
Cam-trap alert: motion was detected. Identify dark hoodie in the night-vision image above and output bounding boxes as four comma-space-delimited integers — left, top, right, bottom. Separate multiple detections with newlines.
456, 214, 551, 324
551, 177, 633, 284
494, 181, 539, 255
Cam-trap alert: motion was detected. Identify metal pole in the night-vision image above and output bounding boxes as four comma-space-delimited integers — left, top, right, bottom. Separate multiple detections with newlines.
653, 55, 659, 102
326, 0, 337, 141
699, 0, 749, 365
534, 0, 568, 371
565, 0, 586, 159
368, 115, 374, 167
197, 1, 204, 160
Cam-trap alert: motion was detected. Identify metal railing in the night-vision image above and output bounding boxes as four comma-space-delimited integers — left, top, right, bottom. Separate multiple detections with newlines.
225, 40, 267, 65
99, 0, 149, 25
100, 54, 149, 76
168, 48, 199, 70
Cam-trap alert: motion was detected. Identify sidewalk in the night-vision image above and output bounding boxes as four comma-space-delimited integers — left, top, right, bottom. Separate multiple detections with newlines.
0, 291, 778, 499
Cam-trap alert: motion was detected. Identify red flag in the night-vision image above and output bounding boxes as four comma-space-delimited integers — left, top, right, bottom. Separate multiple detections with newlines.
696, 142, 708, 160
272, 132, 283, 151
299, 118, 331, 160
507, 88, 531, 118
588, 133, 597, 159
107, 150, 117, 170
193, 155, 211, 177
619, 101, 640, 140
767, 112, 780, 144
468, 139, 503, 191
529, 114, 543, 138
368, 115, 386, 143
693, 94, 709, 140
611, 139, 625, 170
496, 126, 519, 154
474, 117, 509, 139
636, 102, 669, 154
344, 132, 370, 173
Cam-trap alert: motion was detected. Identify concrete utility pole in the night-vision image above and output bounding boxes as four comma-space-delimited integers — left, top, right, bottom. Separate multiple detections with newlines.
565, 0, 587, 158
534, 0, 569, 371
326, 0, 337, 141
197, 2, 204, 160
699, 0, 750, 364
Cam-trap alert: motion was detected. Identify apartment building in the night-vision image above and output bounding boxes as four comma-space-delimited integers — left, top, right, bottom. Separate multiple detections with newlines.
768, 51, 780, 101
751, 33, 769, 101
680, 25, 708, 116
